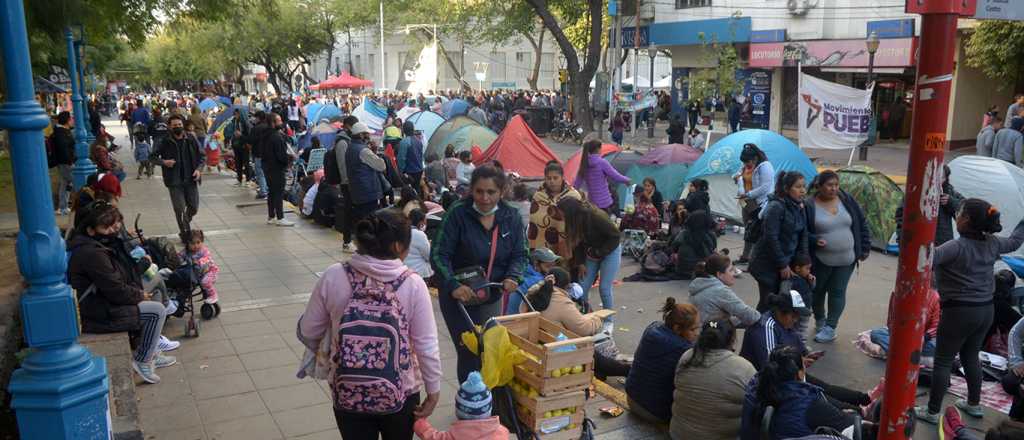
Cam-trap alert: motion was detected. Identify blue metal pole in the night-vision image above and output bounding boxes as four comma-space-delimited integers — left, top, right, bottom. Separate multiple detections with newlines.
75, 39, 95, 145
67, 29, 95, 189
3, 3, 111, 439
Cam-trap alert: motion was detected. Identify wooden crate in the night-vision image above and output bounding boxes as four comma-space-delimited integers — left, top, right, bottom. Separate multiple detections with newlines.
511, 388, 585, 440
495, 312, 595, 396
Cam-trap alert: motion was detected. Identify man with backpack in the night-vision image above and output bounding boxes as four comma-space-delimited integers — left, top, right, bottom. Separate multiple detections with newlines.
50, 111, 76, 215
324, 116, 359, 252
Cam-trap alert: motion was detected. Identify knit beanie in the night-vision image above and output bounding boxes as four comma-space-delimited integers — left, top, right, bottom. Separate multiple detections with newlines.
455, 371, 492, 420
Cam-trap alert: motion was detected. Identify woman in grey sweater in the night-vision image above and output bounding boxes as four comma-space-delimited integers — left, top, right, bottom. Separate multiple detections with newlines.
915, 198, 1024, 424
688, 253, 761, 328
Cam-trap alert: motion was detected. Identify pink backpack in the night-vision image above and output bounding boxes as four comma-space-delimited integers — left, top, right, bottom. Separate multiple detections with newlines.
332, 264, 413, 414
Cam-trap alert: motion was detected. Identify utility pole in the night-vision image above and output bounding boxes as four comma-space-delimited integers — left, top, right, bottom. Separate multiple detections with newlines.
379, 0, 385, 89
877, 0, 976, 438
633, 0, 641, 138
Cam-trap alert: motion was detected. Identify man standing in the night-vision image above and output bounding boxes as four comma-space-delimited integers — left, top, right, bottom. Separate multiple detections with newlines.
262, 114, 295, 226
977, 117, 1002, 157
250, 112, 271, 200
396, 121, 424, 190
225, 108, 251, 186
51, 111, 76, 215
344, 122, 387, 227
333, 116, 358, 252
155, 115, 204, 234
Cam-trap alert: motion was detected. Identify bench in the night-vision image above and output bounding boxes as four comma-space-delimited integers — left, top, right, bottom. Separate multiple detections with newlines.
79, 332, 144, 440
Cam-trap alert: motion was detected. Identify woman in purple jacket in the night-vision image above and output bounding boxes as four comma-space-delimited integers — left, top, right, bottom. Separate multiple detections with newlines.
574, 139, 631, 214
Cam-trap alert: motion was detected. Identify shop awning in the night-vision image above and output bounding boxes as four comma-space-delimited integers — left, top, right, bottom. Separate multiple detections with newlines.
819, 67, 910, 74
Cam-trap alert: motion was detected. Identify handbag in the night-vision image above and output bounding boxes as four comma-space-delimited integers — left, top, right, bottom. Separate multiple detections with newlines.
454, 226, 499, 306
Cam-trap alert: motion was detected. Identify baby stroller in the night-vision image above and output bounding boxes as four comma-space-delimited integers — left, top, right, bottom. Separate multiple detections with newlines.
134, 215, 220, 338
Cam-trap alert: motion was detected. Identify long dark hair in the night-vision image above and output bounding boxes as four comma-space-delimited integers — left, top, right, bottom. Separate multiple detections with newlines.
683, 319, 736, 368
527, 267, 571, 312
810, 170, 839, 191
576, 139, 602, 186
756, 346, 805, 406
556, 197, 604, 246
773, 171, 805, 199
354, 208, 411, 260
740, 143, 767, 164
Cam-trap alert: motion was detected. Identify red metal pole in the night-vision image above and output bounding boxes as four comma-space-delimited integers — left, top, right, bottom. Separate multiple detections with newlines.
878, 0, 972, 436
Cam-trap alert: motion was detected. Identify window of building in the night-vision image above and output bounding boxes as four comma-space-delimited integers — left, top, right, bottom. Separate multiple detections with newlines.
489, 51, 506, 81
675, 0, 710, 8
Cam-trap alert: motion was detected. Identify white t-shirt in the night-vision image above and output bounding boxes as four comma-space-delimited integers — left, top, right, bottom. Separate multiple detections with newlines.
456, 162, 475, 185
404, 228, 433, 279
302, 183, 319, 216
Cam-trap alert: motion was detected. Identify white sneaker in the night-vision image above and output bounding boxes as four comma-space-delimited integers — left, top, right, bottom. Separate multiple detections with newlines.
132, 360, 161, 384
158, 335, 180, 352
164, 299, 178, 316
276, 218, 295, 227
154, 354, 177, 368
267, 218, 277, 225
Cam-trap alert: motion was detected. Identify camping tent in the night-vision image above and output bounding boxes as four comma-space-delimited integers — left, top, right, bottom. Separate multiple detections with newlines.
352, 98, 388, 133
198, 97, 222, 112
207, 105, 248, 137
406, 111, 446, 156
684, 129, 817, 221
430, 125, 498, 159
616, 144, 704, 208
395, 106, 420, 122
427, 116, 481, 158
306, 104, 341, 126
564, 144, 621, 185
441, 99, 471, 119
950, 156, 1024, 258
298, 121, 339, 150
475, 115, 560, 178
835, 165, 904, 250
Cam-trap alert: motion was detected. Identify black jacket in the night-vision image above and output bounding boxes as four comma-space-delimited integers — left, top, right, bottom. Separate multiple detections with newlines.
260, 129, 291, 174
51, 125, 76, 165
936, 182, 963, 246
684, 190, 710, 214
249, 123, 272, 159
154, 134, 204, 187
752, 194, 809, 271
667, 120, 687, 144
67, 233, 143, 334
803, 190, 872, 264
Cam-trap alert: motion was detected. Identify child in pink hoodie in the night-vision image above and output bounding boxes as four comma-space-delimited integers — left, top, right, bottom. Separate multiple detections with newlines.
413, 371, 509, 440
299, 208, 443, 439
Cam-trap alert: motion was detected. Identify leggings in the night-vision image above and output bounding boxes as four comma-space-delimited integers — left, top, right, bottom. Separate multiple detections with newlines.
134, 301, 167, 363
266, 170, 285, 220
334, 393, 420, 440
928, 304, 994, 413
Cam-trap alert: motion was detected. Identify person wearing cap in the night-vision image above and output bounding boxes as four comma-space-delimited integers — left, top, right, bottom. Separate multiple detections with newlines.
344, 121, 388, 226
506, 247, 560, 315
412, 371, 509, 440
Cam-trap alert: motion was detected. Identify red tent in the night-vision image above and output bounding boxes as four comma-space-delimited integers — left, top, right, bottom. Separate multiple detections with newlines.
314, 71, 373, 90
563, 143, 622, 185
475, 115, 560, 178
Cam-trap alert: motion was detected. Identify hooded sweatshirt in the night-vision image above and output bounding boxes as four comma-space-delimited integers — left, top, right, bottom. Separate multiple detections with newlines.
579, 154, 630, 210
625, 322, 693, 421
299, 254, 442, 397
993, 120, 1024, 166
688, 276, 761, 328
413, 416, 509, 440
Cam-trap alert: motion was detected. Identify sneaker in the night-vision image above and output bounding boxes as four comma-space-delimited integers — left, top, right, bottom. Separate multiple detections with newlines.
154, 354, 177, 368
954, 398, 984, 418
276, 218, 295, 227
913, 405, 939, 424
940, 406, 964, 440
158, 335, 180, 352
267, 218, 277, 225
132, 360, 161, 384
814, 325, 838, 343
256, 193, 267, 200
342, 243, 354, 253
165, 299, 178, 316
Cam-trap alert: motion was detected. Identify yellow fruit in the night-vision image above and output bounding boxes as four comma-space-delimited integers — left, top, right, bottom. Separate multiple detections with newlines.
569, 423, 577, 430
551, 369, 562, 378
561, 367, 572, 375
528, 389, 538, 398
571, 365, 583, 374
544, 411, 553, 418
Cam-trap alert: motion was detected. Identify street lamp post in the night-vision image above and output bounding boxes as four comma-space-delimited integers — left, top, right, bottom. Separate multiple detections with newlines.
66, 28, 96, 189
74, 30, 95, 146
859, 31, 880, 161
648, 49, 656, 138
4, 3, 111, 439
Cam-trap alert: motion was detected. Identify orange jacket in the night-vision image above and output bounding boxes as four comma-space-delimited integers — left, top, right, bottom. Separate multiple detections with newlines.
413, 416, 509, 440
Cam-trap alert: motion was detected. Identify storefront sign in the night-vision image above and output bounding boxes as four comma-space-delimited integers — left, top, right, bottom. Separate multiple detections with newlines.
670, 67, 689, 116
617, 26, 650, 47
736, 69, 772, 130
492, 81, 516, 89
751, 29, 787, 43
867, 19, 915, 39
798, 73, 875, 149
749, 38, 915, 67
650, 17, 752, 46
974, 0, 1024, 20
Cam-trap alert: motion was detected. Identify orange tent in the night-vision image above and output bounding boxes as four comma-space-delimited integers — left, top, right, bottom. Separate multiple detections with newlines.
563, 143, 622, 185
475, 115, 560, 178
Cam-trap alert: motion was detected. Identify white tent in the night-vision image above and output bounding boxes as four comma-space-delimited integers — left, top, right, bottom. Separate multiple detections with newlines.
622, 75, 651, 87
654, 76, 671, 89
949, 155, 1024, 255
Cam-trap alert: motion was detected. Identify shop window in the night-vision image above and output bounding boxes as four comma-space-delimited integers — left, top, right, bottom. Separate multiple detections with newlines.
676, 0, 711, 8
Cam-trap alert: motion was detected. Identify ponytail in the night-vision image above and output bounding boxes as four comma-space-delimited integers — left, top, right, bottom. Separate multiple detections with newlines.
661, 297, 698, 331
694, 253, 731, 278
683, 319, 736, 369
960, 198, 1003, 239
755, 346, 805, 406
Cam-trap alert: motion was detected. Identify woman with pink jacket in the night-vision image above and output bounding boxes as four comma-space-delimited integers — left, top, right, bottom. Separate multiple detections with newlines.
300, 208, 442, 440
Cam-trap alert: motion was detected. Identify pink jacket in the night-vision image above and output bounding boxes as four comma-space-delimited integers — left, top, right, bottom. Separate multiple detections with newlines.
299, 254, 442, 396
413, 417, 509, 440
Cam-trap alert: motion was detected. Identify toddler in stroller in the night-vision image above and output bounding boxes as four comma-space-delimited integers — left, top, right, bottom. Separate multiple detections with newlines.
173, 230, 221, 316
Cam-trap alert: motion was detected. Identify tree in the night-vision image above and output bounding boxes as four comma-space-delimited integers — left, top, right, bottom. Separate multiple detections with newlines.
477, 3, 548, 91
688, 30, 743, 127
525, 0, 605, 133
965, 20, 1024, 85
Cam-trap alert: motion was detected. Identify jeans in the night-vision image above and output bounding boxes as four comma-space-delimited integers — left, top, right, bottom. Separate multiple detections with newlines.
334, 393, 420, 440
580, 244, 622, 312
168, 183, 199, 234
57, 164, 72, 211
266, 170, 285, 220
438, 294, 500, 383
811, 262, 856, 329
928, 304, 994, 413
868, 327, 937, 357
253, 157, 268, 196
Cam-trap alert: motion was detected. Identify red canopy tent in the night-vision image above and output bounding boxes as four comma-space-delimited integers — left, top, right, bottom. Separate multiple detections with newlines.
313, 71, 373, 90
475, 115, 560, 179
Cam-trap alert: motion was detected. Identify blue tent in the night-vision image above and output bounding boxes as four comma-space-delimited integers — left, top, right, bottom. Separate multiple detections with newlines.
406, 111, 446, 155
441, 99, 470, 119
304, 103, 324, 127
216, 96, 233, 106
208, 105, 248, 137
683, 129, 817, 221
307, 104, 341, 126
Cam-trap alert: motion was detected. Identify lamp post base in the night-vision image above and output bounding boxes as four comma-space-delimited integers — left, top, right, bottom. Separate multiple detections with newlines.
9, 346, 110, 440
71, 158, 96, 190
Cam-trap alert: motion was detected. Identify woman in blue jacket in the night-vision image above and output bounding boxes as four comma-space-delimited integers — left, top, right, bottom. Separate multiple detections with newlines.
431, 165, 529, 382
625, 298, 700, 423
749, 171, 809, 312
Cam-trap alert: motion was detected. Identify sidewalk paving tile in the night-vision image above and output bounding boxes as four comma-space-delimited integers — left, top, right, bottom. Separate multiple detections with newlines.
223, 320, 279, 339
182, 354, 246, 379
249, 364, 306, 390
139, 401, 202, 433
232, 333, 290, 354
239, 347, 300, 371
190, 371, 256, 401
259, 382, 330, 412
196, 391, 269, 425
287, 430, 341, 440
271, 403, 337, 437
206, 414, 284, 440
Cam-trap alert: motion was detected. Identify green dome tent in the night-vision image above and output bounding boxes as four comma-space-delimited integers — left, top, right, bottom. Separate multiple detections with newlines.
431, 125, 498, 158
426, 116, 481, 158
835, 165, 904, 250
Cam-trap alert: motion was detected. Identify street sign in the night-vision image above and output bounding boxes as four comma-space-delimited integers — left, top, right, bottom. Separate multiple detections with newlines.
974, 0, 1024, 20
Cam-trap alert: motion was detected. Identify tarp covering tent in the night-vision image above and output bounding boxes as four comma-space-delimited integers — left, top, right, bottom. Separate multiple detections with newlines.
950, 156, 1024, 259
298, 121, 339, 150
198, 97, 222, 112
304, 102, 324, 127
835, 165, 904, 250
564, 144, 621, 185
307, 104, 341, 126
441, 99, 471, 119
475, 115, 560, 178
352, 98, 388, 133
406, 111, 446, 157
638, 143, 703, 165
431, 125, 498, 159
427, 116, 480, 158
207, 105, 248, 137
684, 129, 817, 221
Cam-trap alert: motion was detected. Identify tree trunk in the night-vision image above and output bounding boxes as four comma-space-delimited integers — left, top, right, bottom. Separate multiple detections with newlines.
346, 26, 355, 76
394, 40, 424, 92
437, 42, 471, 91
525, 25, 546, 91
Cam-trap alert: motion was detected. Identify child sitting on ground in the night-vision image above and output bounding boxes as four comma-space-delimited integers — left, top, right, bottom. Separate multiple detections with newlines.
178, 229, 220, 305
413, 371, 509, 440
455, 150, 475, 187
786, 254, 815, 344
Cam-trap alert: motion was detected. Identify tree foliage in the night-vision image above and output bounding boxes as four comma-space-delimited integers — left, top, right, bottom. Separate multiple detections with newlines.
689, 33, 743, 106
965, 20, 1024, 84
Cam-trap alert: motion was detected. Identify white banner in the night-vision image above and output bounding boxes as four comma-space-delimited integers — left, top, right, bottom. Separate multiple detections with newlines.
798, 73, 875, 150
405, 43, 437, 95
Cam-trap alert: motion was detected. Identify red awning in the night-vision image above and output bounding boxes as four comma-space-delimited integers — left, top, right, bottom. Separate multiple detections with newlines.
315, 71, 373, 90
